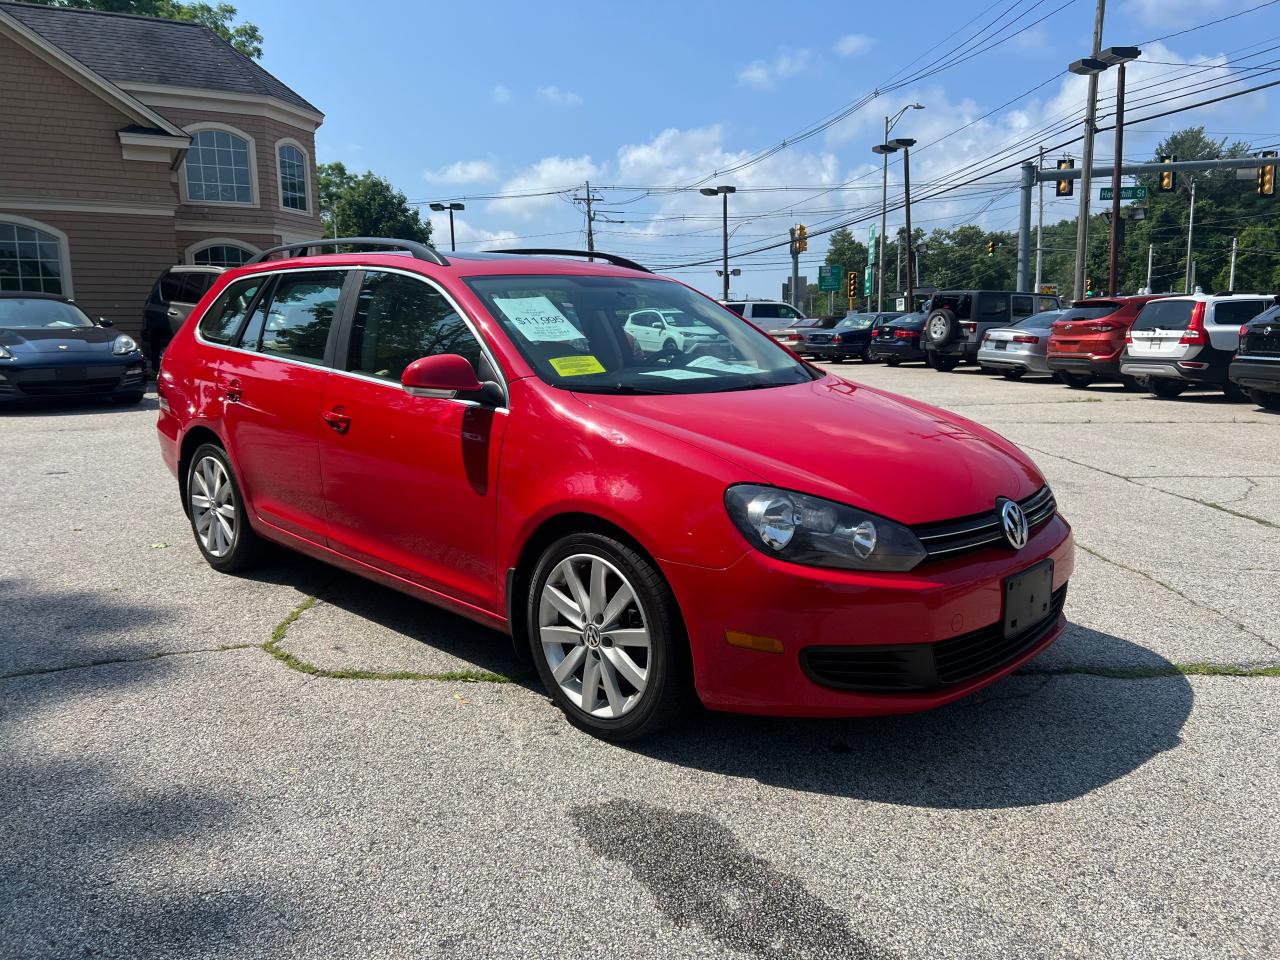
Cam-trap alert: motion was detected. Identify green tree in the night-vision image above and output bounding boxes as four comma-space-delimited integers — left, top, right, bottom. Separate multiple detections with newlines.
318, 161, 432, 245
822, 227, 869, 313
26, 0, 263, 58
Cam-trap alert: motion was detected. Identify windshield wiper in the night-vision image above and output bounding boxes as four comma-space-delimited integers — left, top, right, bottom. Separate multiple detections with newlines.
569, 383, 678, 395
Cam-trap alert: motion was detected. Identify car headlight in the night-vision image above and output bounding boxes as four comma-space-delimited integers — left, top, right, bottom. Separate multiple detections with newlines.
725, 484, 927, 572
112, 334, 139, 355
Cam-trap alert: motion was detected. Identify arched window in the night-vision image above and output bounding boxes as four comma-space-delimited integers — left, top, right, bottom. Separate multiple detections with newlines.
0, 218, 69, 294
278, 142, 309, 212
191, 244, 254, 268
185, 127, 254, 204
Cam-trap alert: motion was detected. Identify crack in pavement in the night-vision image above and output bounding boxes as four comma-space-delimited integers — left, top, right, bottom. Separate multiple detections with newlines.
0, 642, 259, 680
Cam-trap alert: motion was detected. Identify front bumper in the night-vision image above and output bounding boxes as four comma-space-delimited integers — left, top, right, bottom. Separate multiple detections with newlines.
1229, 358, 1280, 394
977, 345, 1050, 373
0, 356, 146, 401
660, 513, 1073, 717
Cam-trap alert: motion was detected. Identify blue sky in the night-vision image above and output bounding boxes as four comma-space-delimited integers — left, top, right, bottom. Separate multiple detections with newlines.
242, 0, 1278, 299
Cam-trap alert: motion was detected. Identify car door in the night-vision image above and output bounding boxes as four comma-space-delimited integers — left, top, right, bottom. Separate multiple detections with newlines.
216, 268, 350, 545
318, 268, 508, 612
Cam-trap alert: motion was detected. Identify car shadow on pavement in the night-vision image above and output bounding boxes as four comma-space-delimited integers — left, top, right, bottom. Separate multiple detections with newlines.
637, 622, 1192, 810
0, 394, 158, 417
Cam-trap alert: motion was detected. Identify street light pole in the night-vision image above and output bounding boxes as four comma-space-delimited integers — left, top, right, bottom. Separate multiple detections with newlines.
428, 201, 465, 251
700, 185, 737, 300
874, 103, 923, 312
901, 144, 915, 312
1098, 47, 1141, 293
1035, 145, 1045, 293
1072, 0, 1107, 301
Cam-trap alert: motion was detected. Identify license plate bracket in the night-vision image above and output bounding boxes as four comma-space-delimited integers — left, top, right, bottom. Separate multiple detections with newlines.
1003, 559, 1054, 638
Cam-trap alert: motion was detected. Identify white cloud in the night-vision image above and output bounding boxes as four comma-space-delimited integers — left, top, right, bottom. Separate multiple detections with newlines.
489, 155, 601, 219
737, 48, 812, 89
537, 85, 582, 106
833, 34, 874, 58
491, 84, 511, 104
422, 159, 499, 185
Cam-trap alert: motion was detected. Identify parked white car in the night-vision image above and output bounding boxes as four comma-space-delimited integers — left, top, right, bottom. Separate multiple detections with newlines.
624, 308, 729, 355
1120, 293, 1272, 399
720, 300, 808, 331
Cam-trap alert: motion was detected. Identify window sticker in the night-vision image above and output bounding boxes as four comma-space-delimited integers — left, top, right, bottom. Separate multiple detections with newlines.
686, 355, 760, 374
548, 355, 606, 377
493, 295, 583, 342
638, 368, 716, 380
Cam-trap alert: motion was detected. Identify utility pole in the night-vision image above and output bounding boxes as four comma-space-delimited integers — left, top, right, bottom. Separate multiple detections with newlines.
788, 227, 800, 309
1107, 60, 1126, 296
572, 180, 603, 258
878, 115, 889, 312
1035, 145, 1045, 292
1145, 242, 1153, 292
1229, 236, 1238, 290
902, 145, 915, 312
1184, 178, 1196, 293
1073, 0, 1107, 301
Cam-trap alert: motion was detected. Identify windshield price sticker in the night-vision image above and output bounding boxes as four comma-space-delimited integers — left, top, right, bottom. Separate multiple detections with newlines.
548, 355, 606, 377
639, 368, 716, 380
494, 296, 583, 343
687, 355, 760, 374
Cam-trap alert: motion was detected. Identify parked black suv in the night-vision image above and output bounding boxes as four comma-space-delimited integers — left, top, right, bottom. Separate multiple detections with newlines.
921, 290, 1062, 371
1229, 298, 1280, 410
142, 265, 222, 371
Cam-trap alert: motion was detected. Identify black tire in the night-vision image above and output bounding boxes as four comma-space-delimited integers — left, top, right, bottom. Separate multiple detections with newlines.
1250, 389, 1280, 410
147, 331, 170, 374
1223, 380, 1249, 403
527, 532, 693, 741
1001, 368, 1026, 380
110, 391, 145, 405
185, 442, 264, 573
1056, 371, 1093, 389
885, 357, 902, 367
925, 308, 958, 347
662, 339, 677, 354
1120, 375, 1147, 392
829, 355, 844, 364
927, 351, 960, 372
1148, 379, 1186, 399
859, 348, 874, 363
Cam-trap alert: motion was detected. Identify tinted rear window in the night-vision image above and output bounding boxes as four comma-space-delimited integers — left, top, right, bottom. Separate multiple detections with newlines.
1057, 305, 1118, 322
751, 304, 782, 319
1133, 300, 1195, 331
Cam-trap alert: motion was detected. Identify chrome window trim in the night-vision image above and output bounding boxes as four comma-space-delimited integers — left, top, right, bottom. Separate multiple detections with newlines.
193, 263, 510, 412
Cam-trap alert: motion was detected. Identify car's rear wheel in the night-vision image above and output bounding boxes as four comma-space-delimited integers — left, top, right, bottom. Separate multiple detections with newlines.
1056, 371, 1093, 389
1149, 379, 1186, 399
885, 357, 901, 367
528, 532, 692, 741
1250, 389, 1280, 410
1223, 380, 1249, 402
927, 352, 960, 372
1001, 368, 1026, 380
186, 443, 263, 573
1120, 375, 1147, 392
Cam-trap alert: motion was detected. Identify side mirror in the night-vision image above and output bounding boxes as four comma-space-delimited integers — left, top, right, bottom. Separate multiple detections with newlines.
97, 317, 114, 327
402, 354, 503, 407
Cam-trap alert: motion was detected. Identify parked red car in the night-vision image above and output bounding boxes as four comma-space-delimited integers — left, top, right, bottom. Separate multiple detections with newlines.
1046, 295, 1167, 388
157, 239, 1073, 740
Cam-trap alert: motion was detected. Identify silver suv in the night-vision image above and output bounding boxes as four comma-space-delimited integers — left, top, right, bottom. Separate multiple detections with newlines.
720, 300, 807, 331
1120, 293, 1273, 399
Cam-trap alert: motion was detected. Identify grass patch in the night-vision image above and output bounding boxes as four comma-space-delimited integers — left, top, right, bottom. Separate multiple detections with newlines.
262, 595, 516, 684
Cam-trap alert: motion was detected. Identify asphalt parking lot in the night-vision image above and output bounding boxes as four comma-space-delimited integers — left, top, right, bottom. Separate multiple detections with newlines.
2, 365, 1277, 960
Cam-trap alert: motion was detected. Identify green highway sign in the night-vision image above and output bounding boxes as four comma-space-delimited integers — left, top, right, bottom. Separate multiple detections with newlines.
866, 224, 877, 265
863, 266, 873, 297
818, 264, 844, 292
1099, 185, 1147, 200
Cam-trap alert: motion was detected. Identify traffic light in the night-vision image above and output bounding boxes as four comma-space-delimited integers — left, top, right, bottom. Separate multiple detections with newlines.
795, 224, 808, 253
1055, 158, 1074, 197
986, 239, 1000, 257
846, 271, 857, 302
1158, 155, 1177, 192
1085, 276, 1095, 297
1259, 151, 1277, 197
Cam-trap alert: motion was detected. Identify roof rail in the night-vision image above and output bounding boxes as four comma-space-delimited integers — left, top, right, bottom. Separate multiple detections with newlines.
490, 248, 651, 273
245, 237, 450, 267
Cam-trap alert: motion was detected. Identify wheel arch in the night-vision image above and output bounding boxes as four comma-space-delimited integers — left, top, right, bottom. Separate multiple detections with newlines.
176, 425, 226, 516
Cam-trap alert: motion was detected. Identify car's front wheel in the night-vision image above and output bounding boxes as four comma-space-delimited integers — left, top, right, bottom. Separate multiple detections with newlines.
186, 443, 263, 573
1250, 389, 1280, 410
1056, 371, 1093, 389
528, 532, 692, 741
1149, 379, 1186, 399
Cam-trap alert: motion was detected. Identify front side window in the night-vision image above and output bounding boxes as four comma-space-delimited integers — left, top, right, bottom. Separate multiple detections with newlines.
347, 271, 481, 381
1038, 296, 1060, 312
257, 270, 344, 364
723, 302, 746, 316
193, 245, 253, 268
186, 129, 253, 204
198, 276, 266, 345
467, 274, 817, 396
0, 222, 64, 293
278, 144, 308, 211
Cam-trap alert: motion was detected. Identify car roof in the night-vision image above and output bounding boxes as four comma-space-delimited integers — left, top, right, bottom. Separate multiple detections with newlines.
223, 249, 660, 282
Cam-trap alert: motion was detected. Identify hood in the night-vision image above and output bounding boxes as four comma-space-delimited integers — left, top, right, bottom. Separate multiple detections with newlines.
0, 326, 117, 354
571, 376, 1043, 525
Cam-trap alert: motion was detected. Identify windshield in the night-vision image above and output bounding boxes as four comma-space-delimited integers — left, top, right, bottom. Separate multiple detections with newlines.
1013, 310, 1062, 329
467, 275, 818, 395
1133, 300, 1195, 331
838, 314, 876, 331
0, 298, 93, 329
658, 311, 710, 329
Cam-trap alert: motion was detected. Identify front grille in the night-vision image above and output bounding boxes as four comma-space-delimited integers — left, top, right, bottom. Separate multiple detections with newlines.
18, 377, 121, 397
800, 585, 1066, 693
912, 486, 1056, 562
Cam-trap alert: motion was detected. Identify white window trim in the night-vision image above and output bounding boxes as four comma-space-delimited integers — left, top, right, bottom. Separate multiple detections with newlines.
274, 137, 313, 216
185, 238, 261, 267
179, 122, 260, 208
0, 213, 74, 298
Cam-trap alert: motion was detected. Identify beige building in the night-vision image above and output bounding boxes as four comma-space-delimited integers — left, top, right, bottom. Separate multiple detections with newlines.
0, 1, 324, 338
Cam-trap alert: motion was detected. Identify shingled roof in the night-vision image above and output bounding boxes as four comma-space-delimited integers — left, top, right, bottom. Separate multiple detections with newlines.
0, 1, 321, 115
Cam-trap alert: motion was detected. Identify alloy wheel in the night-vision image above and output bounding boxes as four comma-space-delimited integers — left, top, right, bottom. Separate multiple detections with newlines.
189, 455, 237, 558
538, 554, 650, 719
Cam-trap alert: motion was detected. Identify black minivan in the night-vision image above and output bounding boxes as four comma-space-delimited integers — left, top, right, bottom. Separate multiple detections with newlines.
921, 289, 1062, 372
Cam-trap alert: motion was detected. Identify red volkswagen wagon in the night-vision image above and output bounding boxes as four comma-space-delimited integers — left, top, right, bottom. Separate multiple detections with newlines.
157, 239, 1073, 740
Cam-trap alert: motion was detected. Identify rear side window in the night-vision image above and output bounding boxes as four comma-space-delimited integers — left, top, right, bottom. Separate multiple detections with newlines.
346, 271, 482, 381
177, 273, 216, 304
1133, 300, 1195, 331
157, 271, 184, 303
258, 270, 345, 365
1212, 300, 1268, 326
751, 304, 782, 319
978, 293, 1008, 318
197, 276, 265, 345
723, 302, 746, 316
1012, 295, 1034, 317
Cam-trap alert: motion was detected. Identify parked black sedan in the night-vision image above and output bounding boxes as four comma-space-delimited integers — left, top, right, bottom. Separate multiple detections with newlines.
867, 311, 928, 365
1229, 298, 1280, 410
809, 311, 904, 363
0, 293, 146, 404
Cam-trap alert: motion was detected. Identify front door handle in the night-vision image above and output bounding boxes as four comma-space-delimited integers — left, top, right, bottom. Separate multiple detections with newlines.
225, 377, 242, 403
323, 410, 352, 435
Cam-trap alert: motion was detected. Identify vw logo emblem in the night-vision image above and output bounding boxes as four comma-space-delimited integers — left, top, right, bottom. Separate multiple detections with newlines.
582, 623, 602, 648
998, 498, 1029, 550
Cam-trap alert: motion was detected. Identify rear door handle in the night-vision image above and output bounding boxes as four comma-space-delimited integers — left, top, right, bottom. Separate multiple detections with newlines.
323, 410, 352, 435
225, 378, 242, 403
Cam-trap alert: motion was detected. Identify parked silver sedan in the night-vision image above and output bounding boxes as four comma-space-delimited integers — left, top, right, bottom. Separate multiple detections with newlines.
977, 310, 1063, 379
